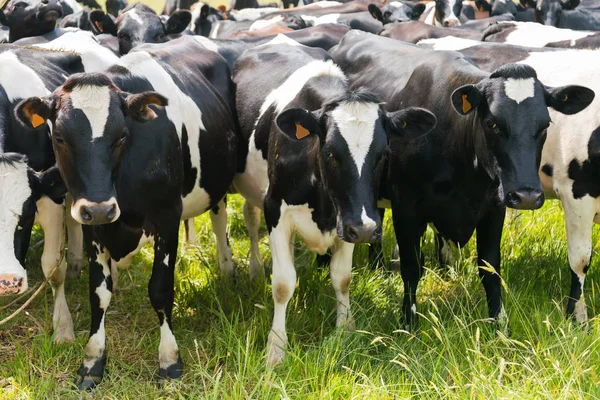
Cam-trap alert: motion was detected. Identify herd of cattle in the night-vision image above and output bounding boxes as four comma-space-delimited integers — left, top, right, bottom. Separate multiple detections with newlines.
1, 0, 600, 391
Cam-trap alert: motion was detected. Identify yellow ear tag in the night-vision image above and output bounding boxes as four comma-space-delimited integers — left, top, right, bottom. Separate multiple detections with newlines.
295, 123, 310, 139
462, 94, 472, 113
562, 94, 569, 102
94, 20, 104, 33
31, 114, 45, 128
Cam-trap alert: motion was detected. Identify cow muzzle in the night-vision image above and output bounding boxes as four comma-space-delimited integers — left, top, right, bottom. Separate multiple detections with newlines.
71, 197, 121, 225
341, 223, 382, 244
505, 188, 545, 210
0, 272, 27, 295
443, 18, 460, 27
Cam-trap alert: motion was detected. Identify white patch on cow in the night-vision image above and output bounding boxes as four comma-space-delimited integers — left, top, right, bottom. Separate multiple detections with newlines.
503, 78, 535, 104
159, 319, 179, 369
574, 298, 588, 323
276, 201, 337, 255
313, 13, 341, 25
127, 9, 144, 25
119, 52, 210, 218
69, 85, 111, 140
418, 36, 479, 51
498, 0, 506, 4
331, 240, 354, 329
332, 101, 379, 177
114, 232, 154, 269
192, 35, 220, 53
62, 0, 83, 13
361, 207, 376, 229
83, 314, 106, 367
209, 21, 222, 39
34, 31, 119, 72
259, 34, 300, 47
503, 21, 594, 48
0, 160, 31, 292
473, 155, 478, 169
95, 281, 111, 309
249, 15, 284, 31
389, 1, 404, 8
411, 303, 417, 314
421, 1, 436, 25
313, 1, 342, 7
0, 51, 50, 102
189, 2, 205, 33
229, 7, 280, 21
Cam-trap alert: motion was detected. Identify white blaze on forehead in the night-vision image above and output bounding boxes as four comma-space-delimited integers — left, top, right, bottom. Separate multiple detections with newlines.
0, 51, 50, 102
389, 1, 404, 8
127, 9, 144, 25
331, 101, 379, 177
503, 78, 535, 104
69, 85, 111, 140
260, 59, 346, 118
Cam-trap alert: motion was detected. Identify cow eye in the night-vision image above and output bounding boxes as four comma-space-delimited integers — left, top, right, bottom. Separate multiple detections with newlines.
156, 33, 166, 41
54, 133, 64, 145
486, 120, 497, 129
14, 2, 27, 9
118, 32, 130, 41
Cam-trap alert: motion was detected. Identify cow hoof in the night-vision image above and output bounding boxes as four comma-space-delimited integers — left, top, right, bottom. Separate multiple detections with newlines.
266, 331, 287, 367
159, 357, 183, 381
53, 326, 75, 344
74, 375, 102, 391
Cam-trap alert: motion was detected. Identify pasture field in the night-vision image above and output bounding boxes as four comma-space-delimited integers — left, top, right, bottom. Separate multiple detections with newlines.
1, 195, 600, 399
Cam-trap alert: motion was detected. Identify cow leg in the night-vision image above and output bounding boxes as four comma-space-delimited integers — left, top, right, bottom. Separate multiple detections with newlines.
243, 201, 264, 281
149, 221, 182, 381
476, 206, 506, 325
368, 208, 386, 268
330, 240, 355, 330
65, 194, 85, 279
36, 197, 74, 343
184, 219, 196, 244
266, 224, 295, 366
563, 195, 595, 323
210, 197, 234, 279
76, 232, 112, 390
392, 213, 425, 327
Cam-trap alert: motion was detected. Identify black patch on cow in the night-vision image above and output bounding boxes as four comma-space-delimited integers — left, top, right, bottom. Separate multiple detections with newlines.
180, 125, 196, 197
541, 163, 553, 177
568, 126, 600, 199
489, 63, 537, 80
63, 73, 115, 92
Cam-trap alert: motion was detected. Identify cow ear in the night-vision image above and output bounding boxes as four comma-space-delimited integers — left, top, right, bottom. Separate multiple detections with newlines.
200, 4, 210, 19
15, 97, 51, 129
276, 108, 321, 141
0, 10, 6, 26
411, 3, 426, 19
560, 0, 579, 9
386, 107, 436, 140
124, 92, 168, 122
546, 85, 594, 115
368, 4, 384, 22
475, 0, 491, 12
34, 167, 67, 202
165, 10, 191, 34
451, 84, 482, 115
89, 9, 118, 36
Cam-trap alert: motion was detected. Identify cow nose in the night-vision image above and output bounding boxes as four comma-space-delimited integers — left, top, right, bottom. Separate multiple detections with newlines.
0, 274, 25, 295
41, 0, 48, 4
343, 225, 381, 244
444, 19, 459, 27
505, 188, 545, 210
80, 203, 118, 224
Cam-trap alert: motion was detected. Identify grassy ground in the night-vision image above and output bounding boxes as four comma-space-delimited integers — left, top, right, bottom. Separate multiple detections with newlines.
1, 195, 600, 399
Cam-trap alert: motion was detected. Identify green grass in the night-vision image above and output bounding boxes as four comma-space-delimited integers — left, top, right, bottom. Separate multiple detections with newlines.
2, 195, 600, 399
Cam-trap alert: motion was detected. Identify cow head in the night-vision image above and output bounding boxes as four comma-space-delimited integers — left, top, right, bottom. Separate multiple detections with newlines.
368, 1, 426, 24
451, 64, 593, 209
0, 0, 63, 42
90, 4, 191, 54
15, 73, 168, 225
189, 2, 224, 36
433, 0, 461, 27
276, 91, 436, 243
534, 0, 579, 26
0, 153, 65, 295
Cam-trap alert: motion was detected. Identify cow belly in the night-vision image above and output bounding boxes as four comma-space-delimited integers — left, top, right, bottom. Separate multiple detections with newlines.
181, 187, 211, 221
234, 136, 269, 209
280, 202, 336, 255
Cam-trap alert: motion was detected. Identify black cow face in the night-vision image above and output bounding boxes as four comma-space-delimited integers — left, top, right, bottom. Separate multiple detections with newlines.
434, 0, 461, 26
0, 153, 65, 295
368, 1, 426, 25
0, 0, 63, 42
15, 73, 168, 225
451, 64, 593, 209
277, 94, 436, 243
534, 0, 579, 26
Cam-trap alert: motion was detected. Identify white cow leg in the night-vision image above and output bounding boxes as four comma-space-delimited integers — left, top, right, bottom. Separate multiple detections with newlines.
563, 195, 595, 323
36, 196, 74, 343
330, 239, 355, 330
266, 225, 295, 366
65, 194, 85, 279
243, 200, 264, 281
184, 218, 196, 244
210, 197, 234, 278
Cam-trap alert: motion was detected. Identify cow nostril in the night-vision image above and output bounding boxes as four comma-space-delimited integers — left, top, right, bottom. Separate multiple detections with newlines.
107, 204, 116, 221
346, 226, 359, 242
81, 207, 93, 222
506, 191, 520, 205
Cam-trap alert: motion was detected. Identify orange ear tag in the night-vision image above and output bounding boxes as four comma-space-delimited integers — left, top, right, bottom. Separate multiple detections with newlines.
295, 123, 310, 139
94, 21, 104, 33
462, 94, 472, 114
31, 114, 45, 128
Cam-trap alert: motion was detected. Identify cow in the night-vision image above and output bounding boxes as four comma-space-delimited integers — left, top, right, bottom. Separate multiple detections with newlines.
189, 2, 226, 36
232, 41, 436, 365
90, 4, 191, 54
419, 0, 463, 27
1, 22, 8, 42
367, 1, 426, 25
379, 21, 482, 43
14, 36, 238, 389
329, 30, 593, 327
481, 21, 597, 47
0, 45, 97, 344
0, 0, 63, 42
532, 0, 600, 30
475, 0, 535, 20
417, 38, 600, 325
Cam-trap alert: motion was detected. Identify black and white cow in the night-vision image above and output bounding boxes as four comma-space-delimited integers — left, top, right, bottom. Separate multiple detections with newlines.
0, 45, 97, 343
418, 38, 600, 324
532, 0, 600, 30
481, 21, 598, 47
367, 1, 426, 25
90, 4, 191, 54
419, 0, 464, 26
0, 0, 62, 42
15, 37, 238, 389
232, 41, 436, 365
189, 2, 225, 36
329, 30, 593, 326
